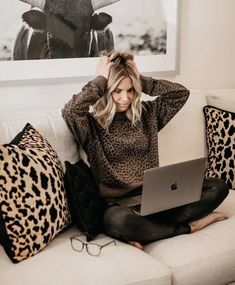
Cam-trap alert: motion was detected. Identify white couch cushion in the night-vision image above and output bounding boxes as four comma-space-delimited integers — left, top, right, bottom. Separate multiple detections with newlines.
0, 110, 79, 170
144, 190, 235, 285
158, 90, 207, 166
206, 89, 235, 112
0, 226, 171, 285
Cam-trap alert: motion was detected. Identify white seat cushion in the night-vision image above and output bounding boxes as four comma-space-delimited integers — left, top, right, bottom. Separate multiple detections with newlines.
144, 190, 235, 285
0, 226, 171, 285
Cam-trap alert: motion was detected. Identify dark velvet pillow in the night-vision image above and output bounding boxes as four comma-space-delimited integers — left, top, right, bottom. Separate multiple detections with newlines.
64, 160, 108, 241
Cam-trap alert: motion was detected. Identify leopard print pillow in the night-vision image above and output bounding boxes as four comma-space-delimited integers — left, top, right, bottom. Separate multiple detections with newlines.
0, 123, 71, 263
204, 106, 235, 189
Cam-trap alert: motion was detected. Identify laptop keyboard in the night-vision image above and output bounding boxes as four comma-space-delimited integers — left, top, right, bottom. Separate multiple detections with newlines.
129, 204, 141, 213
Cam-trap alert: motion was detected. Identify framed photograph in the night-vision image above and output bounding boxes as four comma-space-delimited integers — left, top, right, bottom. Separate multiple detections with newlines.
0, 0, 180, 82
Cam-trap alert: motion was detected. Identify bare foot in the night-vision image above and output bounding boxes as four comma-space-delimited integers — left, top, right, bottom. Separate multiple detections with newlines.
190, 211, 228, 233
128, 241, 144, 250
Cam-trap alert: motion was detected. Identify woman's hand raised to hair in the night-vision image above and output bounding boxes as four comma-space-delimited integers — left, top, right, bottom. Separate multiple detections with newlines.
96, 56, 113, 80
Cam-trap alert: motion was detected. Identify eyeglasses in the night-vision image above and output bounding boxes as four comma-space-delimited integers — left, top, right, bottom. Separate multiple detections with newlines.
70, 233, 117, 257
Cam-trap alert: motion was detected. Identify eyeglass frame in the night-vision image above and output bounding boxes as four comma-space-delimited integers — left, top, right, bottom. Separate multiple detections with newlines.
70, 233, 117, 256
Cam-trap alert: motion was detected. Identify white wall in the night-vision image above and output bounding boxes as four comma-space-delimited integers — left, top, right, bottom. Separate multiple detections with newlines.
0, 0, 235, 111
172, 0, 235, 89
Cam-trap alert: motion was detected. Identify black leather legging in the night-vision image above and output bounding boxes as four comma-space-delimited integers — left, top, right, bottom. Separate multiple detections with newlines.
103, 178, 229, 244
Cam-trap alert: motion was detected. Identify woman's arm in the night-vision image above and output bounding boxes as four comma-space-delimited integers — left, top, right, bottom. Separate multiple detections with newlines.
62, 55, 113, 146
140, 75, 190, 131
62, 76, 107, 147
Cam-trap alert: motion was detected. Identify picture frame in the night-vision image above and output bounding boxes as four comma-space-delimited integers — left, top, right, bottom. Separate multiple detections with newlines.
0, 0, 180, 82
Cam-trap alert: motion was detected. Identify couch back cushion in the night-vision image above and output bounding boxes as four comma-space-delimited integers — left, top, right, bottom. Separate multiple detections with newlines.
158, 90, 207, 166
0, 110, 79, 169
206, 89, 235, 113
0, 90, 208, 169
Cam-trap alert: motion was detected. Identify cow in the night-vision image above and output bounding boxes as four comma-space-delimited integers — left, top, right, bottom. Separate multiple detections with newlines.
13, 0, 119, 60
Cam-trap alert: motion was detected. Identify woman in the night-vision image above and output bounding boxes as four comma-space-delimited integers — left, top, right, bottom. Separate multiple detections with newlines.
62, 51, 229, 249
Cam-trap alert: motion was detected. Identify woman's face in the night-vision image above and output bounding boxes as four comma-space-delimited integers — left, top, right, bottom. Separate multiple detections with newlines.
111, 77, 135, 112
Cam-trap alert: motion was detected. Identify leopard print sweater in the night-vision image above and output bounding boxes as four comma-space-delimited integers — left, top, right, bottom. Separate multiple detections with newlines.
62, 75, 189, 191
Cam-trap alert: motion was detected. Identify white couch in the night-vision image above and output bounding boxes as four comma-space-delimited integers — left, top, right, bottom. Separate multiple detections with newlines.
0, 88, 235, 285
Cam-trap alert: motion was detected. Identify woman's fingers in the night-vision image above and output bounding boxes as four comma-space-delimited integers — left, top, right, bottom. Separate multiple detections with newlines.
96, 55, 113, 79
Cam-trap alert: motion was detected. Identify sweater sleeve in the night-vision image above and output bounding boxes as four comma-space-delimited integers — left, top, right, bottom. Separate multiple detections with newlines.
62, 76, 107, 147
140, 75, 190, 131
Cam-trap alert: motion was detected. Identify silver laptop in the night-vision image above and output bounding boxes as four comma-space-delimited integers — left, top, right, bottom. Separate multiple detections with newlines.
116, 157, 206, 216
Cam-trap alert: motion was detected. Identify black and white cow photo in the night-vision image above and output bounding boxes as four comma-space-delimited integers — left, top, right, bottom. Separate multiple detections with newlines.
0, 0, 167, 61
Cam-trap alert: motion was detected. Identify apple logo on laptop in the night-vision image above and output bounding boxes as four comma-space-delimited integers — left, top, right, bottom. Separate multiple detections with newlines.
171, 182, 178, 191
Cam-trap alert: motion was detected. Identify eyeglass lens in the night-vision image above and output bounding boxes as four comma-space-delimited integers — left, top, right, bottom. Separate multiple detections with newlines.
86, 243, 101, 256
71, 239, 84, 251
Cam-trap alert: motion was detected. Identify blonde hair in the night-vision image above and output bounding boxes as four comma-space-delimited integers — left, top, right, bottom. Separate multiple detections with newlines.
93, 51, 142, 130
